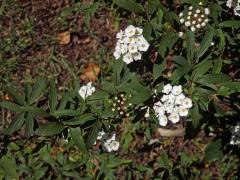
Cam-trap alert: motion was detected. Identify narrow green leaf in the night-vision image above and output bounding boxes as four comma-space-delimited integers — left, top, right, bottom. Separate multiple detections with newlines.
27, 77, 48, 105
4, 113, 25, 135
193, 60, 212, 80
51, 110, 82, 117
0, 101, 24, 112
24, 106, 50, 117
204, 139, 223, 162
143, 22, 152, 41
212, 58, 223, 74
196, 30, 214, 60
197, 74, 230, 85
219, 20, 240, 28
70, 128, 88, 154
153, 60, 166, 80
86, 121, 101, 147
190, 101, 201, 128
49, 79, 57, 111
63, 113, 95, 125
115, 0, 144, 13
186, 30, 195, 64
35, 122, 65, 136
25, 113, 34, 138
3, 86, 26, 106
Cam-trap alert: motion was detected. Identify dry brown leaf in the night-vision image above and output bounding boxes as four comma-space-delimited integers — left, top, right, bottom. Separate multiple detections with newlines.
80, 63, 100, 82
58, 31, 71, 45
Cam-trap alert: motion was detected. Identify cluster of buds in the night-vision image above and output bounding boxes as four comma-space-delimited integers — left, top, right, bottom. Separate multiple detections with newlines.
179, 2, 210, 35
110, 93, 132, 117
230, 122, 240, 146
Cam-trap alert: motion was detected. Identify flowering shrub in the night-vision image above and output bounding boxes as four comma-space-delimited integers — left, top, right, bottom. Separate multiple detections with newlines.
0, 0, 240, 179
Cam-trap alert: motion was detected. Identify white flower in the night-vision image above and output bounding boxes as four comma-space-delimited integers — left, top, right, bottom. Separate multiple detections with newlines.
179, 12, 183, 17
125, 25, 136, 37
188, 11, 192, 15
179, 32, 184, 38
168, 113, 180, 123
201, 22, 206, 27
154, 103, 165, 116
123, 53, 133, 64
113, 50, 121, 59
187, 16, 191, 20
189, 6, 193, 10
103, 133, 120, 152
199, 2, 203, 5
166, 94, 175, 104
162, 84, 173, 94
161, 94, 169, 102
133, 52, 142, 60
211, 42, 215, 46
121, 44, 128, 54
204, 18, 209, 23
192, 20, 196, 25
165, 104, 174, 114
144, 107, 150, 118
198, 18, 202, 22
191, 26, 196, 32
196, 24, 201, 28
194, 13, 198, 17
171, 85, 183, 96
79, 82, 96, 100
116, 30, 124, 39
128, 43, 138, 53
124, 36, 135, 44
135, 27, 143, 35
227, 0, 233, 8
204, 8, 210, 15
97, 131, 106, 140
158, 115, 168, 126
175, 93, 186, 105
178, 107, 189, 116
196, 9, 201, 14
182, 97, 193, 109
185, 21, 191, 27
137, 40, 149, 52
180, 18, 185, 23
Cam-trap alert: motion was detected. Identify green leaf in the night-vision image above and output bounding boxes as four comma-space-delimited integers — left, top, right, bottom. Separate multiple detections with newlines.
24, 106, 50, 117
35, 122, 65, 136
212, 58, 222, 74
3, 85, 26, 106
0, 101, 24, 112
4, 113, 25, 135
86, 121, 101, 147
25, 113, 34, 138
143, 22, 152, 41
190, 101, 201, 128
0, 153, 19, 180
51, 110, 82, 117
158, 31, 178, 58
115, 0, 144, 13
219, 20, 240, 28
49, 79, 57, 111
197, 74, 230, 85
196, 29, 214, 60
63, 113, 95, 125
107, 157, 132, 168
27, 77, 48, 105
70, 128, 88, 154
153, 60, 166, 80
158, 151, 171, 168
204, 139, 223, 162
192, 59, 212, 80
186, 30, 195, 63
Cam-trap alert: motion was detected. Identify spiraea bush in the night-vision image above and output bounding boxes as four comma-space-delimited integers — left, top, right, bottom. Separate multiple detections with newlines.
0, 0, 240, 179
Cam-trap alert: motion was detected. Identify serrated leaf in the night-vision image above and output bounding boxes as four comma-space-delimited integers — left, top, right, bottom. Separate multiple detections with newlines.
49, 79, 57, 111
4, 113, 25, 135
197, 74, 230, 85
153, 60, 166, 80
24, 106, 50, 117
186, 30, 195, 63
70, 128, 88, 154
204, 139, 223, 162
27, 77, 48, 105
115, 0, 144, 13
86, 121, 101, 147
35, 122, 65, 136
3, 85, 26, 106
51, 110, 82, 117
0, 101, 24, 112
143, 22, 152, 41
193, 60, 212, 80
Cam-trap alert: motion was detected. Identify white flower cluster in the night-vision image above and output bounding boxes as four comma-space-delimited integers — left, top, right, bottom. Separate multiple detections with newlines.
230, 122, 240, 145
96, 131, 120, 152
226, 0, 240, 16
78, 82, 96, 100
179, 2, 210, 34
153, 84, 193, 126
113, 25, 149, 64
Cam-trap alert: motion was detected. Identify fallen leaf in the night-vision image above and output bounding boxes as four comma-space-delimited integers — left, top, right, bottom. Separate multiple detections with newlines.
58, 31, 71, 45
80, 63, 100, 82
